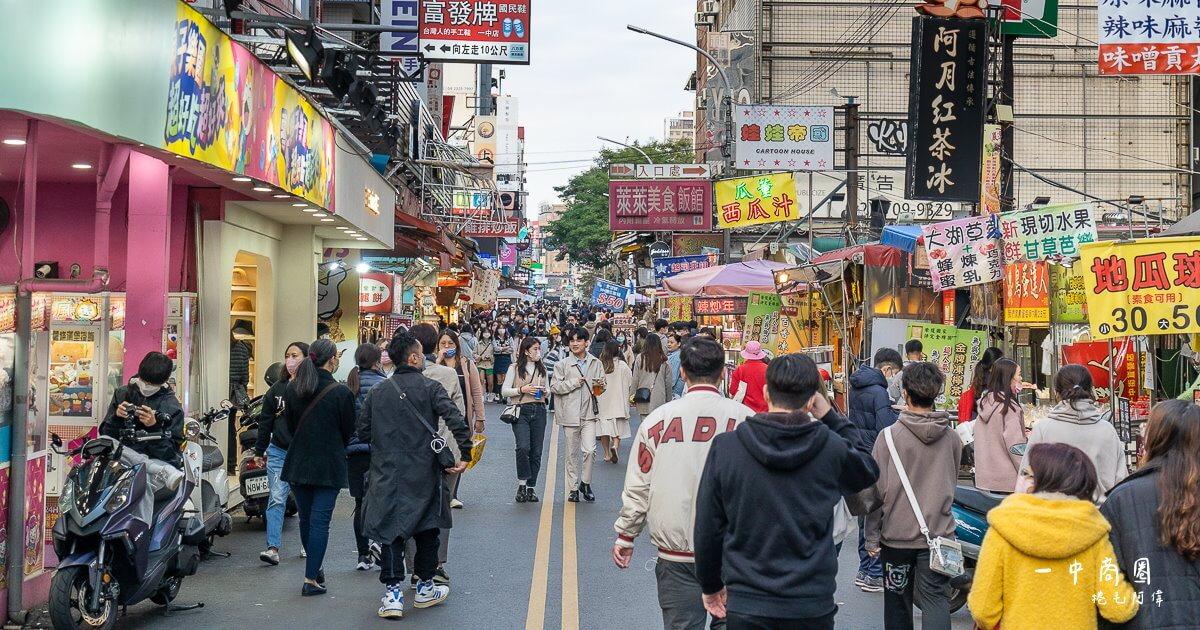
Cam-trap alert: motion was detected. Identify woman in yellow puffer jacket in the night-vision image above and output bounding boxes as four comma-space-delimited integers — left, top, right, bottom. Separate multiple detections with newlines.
968, 442, 1138, 630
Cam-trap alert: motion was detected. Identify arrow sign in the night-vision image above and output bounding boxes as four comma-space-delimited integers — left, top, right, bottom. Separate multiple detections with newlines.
440, 45, 451, 52
425, 44, 435, 52
634, 164, 712, 179
609, 164, 635, 178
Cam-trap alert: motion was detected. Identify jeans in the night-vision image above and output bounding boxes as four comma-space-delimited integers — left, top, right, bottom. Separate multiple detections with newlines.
881, 545, 952, 630
265, 444, 290, 550
381, 528, 440, 586
513, 403, 547, 487
726, 611, 834, 630
858, 514, 882, 578
292, 485, 339, 581
655, 559, 726, 630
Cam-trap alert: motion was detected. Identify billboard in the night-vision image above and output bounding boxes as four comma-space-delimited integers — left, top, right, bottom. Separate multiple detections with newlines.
715, 172, 800, 229
380, 0, 423, 80
1099, 1, 1200, 74
591, 279, 630, 311
419, 0, 530, 65
608, 180, 713, 232
458, 218, 519, 237
1080, 236, 1200, 339
732, 105, 834, 171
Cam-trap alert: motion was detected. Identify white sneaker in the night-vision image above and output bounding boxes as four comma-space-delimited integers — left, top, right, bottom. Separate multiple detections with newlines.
378, 585, 404, 619
450, 498, 464, 509
300, 546, 307, 558
414, 579, 449, 609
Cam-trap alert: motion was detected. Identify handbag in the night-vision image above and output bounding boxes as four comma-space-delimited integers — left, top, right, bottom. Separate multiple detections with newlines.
500, 405, 520, 424
883, 426, 965, 578
633, 387, 652, 404
844, 482, 883, 516
387, 378, 458, 471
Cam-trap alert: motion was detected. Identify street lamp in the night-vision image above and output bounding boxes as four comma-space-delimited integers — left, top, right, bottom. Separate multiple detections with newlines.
597, 136, 653, 164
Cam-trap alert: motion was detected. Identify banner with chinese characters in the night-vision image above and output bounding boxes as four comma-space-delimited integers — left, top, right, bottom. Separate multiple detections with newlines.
608, 180, 713, 232
591, 279, 630, 311
998, 203, 1097, 264
905, 322, 986, 407
980, 124, 1002, 214
715, 172, 800, 229
1003, 261, 1050, 323
419, 0, 531, 64
905, 16, 989, 202
775, 292, 811, 356
1050, 259, 1089, 324
732, 105, 834, 171
922, 214, 1003, 290
1080, 236, 1200, 339
693, 296, 749, 317
1099, 0, 1200, 75
663, 296, 694, 322
652, 255, 715, 285
1061, 340, 1136, 403
743, 291, 782, 350
359, 272, 397, 314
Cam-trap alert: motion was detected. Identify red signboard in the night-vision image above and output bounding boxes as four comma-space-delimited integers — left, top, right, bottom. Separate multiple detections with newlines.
360, 272, 397, 314
419, 0, 531, 65
693, 296, 749, 316
458, 218, 519, 237
609, 180, 713, 232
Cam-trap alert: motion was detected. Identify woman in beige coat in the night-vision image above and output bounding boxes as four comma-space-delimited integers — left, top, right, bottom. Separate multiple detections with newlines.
974, 358, 1027, 493
596, 340, 633, 463
630, 333, 672, 418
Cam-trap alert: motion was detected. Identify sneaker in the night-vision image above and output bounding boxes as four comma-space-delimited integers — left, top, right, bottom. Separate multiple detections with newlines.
580, 483, 596, 503
854, 571, 867, 588
860, 575, 884, 593
357, 555, 374, 571
300, 546, 307, 558
433, 567, 450, 585
301, 582, 327, 597
369, 541, 382, 566
450, 498, 464, 509
260, 548, 280, 566
414, 579, 450, 609
525, 488, 539, 503
378, 585, 404, 619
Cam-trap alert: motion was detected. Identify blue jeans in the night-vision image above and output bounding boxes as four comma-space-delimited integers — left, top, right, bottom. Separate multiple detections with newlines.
265, 444, 290, 550
292, 485, 339, 581
858, 515, 882, 578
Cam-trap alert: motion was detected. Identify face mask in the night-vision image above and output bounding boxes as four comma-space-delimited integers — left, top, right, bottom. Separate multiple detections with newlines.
284, 356, 302, 375
380, 351, 391, 365
521, 329, 529, 335
445, 348, 457, 358
617, 337, 626, 343
136, 379, 163, 397
483, 333, 492, 339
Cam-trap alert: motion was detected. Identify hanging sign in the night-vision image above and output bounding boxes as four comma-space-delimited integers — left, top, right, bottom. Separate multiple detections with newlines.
652, 255, 715, 284
715, 172, 800, 229
359, 272, 396, 314
1050, 259, 1089, 324
608, 180, 713, 232
1003, 261, 1050, 323
1099, 0, 1200, 74
591, 279, 630, 311
743, 291, 782, 349
732, 105, 834, 171
693, 296, 749, 316
922, 214, 1003, 291
980, 124, 1002, 214
905, 323, 986, 407
905, 16, 989, 202
997, 203, 1098, 264
1080, 236, 1200, 339
418, 0, 530, 65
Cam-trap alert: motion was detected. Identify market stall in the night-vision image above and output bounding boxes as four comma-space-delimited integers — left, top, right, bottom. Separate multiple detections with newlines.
661, 260, 791, 361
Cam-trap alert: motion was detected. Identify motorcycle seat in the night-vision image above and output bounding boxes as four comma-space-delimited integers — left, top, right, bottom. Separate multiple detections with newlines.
955, 485, 1005, 516
200, 444, 225, 473
238, 429, 259, 449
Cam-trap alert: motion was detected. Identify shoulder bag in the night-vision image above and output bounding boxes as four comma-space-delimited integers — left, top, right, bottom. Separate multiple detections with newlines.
293, 383, 339, 436
386, 378, 459, 470
633, 366, 652, 404
576, 361, 600, 416
883, 426, 965, 578
500, 366, 529, 425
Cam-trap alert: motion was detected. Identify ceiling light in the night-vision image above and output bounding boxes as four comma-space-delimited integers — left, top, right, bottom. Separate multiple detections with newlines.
313, 213, 327, 218
292, 203, 308, 207
355, 237, 369, 241
273, 194, 290, 199
286, 28, 324, 82
253, 186, 272, 192
355, 262, 370, 273
71, 163, 93, 169
2, 138, 26, 146
232, 176, 252, 182
320, 218, 335, 222
336, 226, 351, 231
302, 208, 319, 213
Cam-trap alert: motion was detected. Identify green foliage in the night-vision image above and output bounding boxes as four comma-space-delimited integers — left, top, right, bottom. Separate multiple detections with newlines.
545, 138, 695, 270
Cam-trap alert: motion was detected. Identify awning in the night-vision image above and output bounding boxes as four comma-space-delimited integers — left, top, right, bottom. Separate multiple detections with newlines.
881, 225, 923, 253
1160, 210, 1200, 236
810, 243, 904, 267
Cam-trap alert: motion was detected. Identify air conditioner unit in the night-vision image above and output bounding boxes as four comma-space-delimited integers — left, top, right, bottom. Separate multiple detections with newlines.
695, 12, 714, 27
701, 0, 719, 15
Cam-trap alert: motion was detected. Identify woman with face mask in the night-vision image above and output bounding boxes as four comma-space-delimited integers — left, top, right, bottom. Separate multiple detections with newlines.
438, 330, 486, 509
975, 358, 1028, 493
255, 341, 310, 567
377, 339, 395, 378
492, 328, 514, 399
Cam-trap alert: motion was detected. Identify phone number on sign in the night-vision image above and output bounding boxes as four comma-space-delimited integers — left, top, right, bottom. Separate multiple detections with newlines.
1098, 304, 1200, 336
595, 294, 626, 309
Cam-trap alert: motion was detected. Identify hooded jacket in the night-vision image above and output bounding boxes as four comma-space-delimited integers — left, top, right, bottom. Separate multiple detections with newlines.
969, 493, 1139, 630
867, 409, 961, 550
1022, 400, 1127, 496
693, 408, 878, 619
974, 393, 1026, 492
848, 365, 899, 450
101, 380, 186, 468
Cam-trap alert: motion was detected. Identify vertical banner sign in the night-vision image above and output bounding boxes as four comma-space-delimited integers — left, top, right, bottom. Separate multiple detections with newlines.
1099, 0, 1200, 75
1003, 261, 1051, 323
381, 0, 423, 81
591, 279, 630, 311
980, 124, 1002, 214
1050, 259, 1089, 323
776, 293, 809, 356
905, 323, 985, 407
608, 180, 713, 232
905, 17, 989, 202
732, 105, 835, 170
743, 291, 782, 349
715, 173, 801, 229
922, 214, 1003, 290
1080, 236, 1200, 339
997, 203, 1098, 264
419, 0, 531, 65
665, 296, 694, 322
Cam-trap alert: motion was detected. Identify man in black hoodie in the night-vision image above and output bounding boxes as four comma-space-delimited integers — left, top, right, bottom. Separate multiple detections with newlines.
694, 354, 879, 629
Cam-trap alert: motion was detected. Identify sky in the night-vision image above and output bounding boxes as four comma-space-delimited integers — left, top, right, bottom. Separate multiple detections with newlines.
500, 1, 697, 216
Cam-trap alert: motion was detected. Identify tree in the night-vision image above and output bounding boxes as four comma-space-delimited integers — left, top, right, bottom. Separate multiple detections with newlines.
545, 138, 695, 271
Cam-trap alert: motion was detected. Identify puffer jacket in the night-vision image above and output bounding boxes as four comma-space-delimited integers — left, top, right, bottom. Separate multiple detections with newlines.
847, 365, 899, 450
347, 368, 386, 456
1100, 461, 1200, 630
1021, 400, 1127, 496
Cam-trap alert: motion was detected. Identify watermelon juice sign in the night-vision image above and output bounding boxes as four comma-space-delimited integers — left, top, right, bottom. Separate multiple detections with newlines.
591, 279, 630, 311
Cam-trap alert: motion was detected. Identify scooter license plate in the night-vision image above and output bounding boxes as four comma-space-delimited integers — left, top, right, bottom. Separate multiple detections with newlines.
243, 475, 270, 497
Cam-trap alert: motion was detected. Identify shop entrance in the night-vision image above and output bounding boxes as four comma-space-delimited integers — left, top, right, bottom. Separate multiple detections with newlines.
229, 251, 271, 470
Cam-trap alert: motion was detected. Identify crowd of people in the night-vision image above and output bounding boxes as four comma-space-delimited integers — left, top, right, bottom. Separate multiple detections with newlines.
234, 298, 1200, 628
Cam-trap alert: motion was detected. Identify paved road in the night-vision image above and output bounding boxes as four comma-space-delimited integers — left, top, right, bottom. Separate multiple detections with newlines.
29, 402, 975, 629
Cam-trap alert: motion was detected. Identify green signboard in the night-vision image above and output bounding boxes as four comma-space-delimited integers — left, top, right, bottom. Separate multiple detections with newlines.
998, 0, 1058, 38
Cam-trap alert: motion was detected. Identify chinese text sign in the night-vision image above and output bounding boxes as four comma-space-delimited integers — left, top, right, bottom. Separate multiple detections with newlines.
715, 172, 801, 229
1099, 0, 1200, 75
419, 0, 530, 64
1003, 261, 1050, 323
998, 203, 1098, 264
652, 255, 714, 285
608, 180, 713, 232
591, 279, 630, 311
1080, 236, 1200, 339
922, 214, 1003, 290
732, 105, 834, 171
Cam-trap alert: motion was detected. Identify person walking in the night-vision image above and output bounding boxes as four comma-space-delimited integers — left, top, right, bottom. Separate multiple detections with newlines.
502, 336, 549, 503
865, 362, 962, 630
254, 341, 309, 566
666, 333, 685, 399
975, 358, 1027, 493
848, 348, 902, 593
957, 347, 1004, 425
1020, 364, 1127, 497
437, 329, 486, 510
728, 341, 770, 414
631, 333, 672, 419
968, 442, 1138, 629
346, 343, 386, 570
358, 333, 471, 619
613, 337, 753, 630
279, 339, 356, 596
474, 329, 496, 402
694, 354, 879, 629
1100, 400, 1200, 629
491, 327, 514, 399
551, 327, 605, 503
597, 340, 632, 464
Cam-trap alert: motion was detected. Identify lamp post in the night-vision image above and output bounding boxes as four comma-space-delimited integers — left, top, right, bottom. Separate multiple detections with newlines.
597, 136, 653, 164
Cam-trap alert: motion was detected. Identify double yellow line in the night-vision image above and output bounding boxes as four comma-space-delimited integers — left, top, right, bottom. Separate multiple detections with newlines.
524, 426, 580, 630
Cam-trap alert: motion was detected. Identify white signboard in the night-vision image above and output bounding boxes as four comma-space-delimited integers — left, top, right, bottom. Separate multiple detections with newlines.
733, 105, 835, 171
381, 0, 423, 81
635, 164, 712, 179
799, 171, 960, 222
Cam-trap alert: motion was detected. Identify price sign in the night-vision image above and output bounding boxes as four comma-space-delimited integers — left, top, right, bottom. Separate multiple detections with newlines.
591, 279, 629, 311
1081, 237, 1200, 339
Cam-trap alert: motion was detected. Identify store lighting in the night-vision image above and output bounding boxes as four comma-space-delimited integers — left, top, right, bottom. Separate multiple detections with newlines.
273, 194, 290, 199
232, 176, 252, 182
336, 226, 351, 231
776, 272, 789, 284
302, 208, 319, 213
292, 203, 308, 207
355, 237, 368, 241
2, 138, 26, 146
356, 262, 370, 273
253, 186, 272, 192
313, 213, 327, 218
327, 261, 342, 271
320, 218, 335, 222
71, 163, 93, 169
286, 28, 324, 82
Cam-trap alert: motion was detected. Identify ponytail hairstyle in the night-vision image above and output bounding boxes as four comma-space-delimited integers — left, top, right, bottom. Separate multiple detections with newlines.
970, 346, 1005, 398
346, 342, 382, 394
290, 338, 337, 400
1054, 363, 1094, 410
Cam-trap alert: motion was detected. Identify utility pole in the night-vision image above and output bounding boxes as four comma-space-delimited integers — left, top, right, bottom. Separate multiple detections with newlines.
844, 102, 861, 231
1000, 34, 1015, 212
476, 63, 493, 115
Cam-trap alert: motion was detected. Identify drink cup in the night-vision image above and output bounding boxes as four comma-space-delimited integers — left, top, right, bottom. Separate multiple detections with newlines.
533, 387, 544, 400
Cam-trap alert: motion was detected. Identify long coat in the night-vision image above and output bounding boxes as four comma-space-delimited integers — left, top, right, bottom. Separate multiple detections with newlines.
357, 365, 472, 543
631, 357, 671, 417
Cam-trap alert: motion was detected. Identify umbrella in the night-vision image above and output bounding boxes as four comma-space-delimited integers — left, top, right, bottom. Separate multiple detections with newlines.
662, 260, 791, 296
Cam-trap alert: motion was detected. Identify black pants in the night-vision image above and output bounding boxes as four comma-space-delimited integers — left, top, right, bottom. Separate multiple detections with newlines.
881, 545, 952, 630
347, 453, 370, 556
726, 610, 834, 630
513, 403, 547, 487
379, 528, 439, 586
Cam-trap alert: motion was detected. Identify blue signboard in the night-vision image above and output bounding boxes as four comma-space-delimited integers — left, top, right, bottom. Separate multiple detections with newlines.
591, 279, 630, 311
652, 255, 714, 284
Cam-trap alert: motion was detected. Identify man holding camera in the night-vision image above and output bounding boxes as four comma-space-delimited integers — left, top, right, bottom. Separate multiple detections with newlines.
100, 351, 185, 468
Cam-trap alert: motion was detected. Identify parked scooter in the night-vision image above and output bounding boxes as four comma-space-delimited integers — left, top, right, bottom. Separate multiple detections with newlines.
186, 403, 234, 557
236, 363, 296, 522
48, 417, 209, 629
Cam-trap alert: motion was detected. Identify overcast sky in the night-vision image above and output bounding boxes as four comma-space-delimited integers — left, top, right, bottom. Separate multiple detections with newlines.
501, 2, 697, 215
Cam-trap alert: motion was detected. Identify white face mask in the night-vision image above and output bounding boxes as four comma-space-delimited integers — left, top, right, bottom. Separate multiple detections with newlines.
136, 379, 163, 397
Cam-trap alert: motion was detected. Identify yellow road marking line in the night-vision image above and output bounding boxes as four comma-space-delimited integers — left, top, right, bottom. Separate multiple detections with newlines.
525, 424, 560, 630
561, 495, 579, 629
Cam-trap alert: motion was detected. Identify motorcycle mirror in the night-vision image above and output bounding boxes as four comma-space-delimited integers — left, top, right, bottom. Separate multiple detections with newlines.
1009, 443, 1028, 457
220, 399, 234, 410
51, 433, 62, 448
184, 419, 201, 440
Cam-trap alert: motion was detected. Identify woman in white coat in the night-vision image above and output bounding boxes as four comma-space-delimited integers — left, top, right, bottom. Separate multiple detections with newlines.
630, 333, 671, 418
596, 340, 633, 464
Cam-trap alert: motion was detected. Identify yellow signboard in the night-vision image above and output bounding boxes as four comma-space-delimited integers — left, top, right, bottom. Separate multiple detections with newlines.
1080, 237, 1200, 339
715, 173, 800, 229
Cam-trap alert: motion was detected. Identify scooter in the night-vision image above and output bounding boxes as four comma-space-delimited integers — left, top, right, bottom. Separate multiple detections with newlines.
236, 364, 297, 522
48, 418, 208, 629
186, 403, 234, 557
